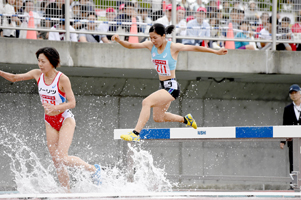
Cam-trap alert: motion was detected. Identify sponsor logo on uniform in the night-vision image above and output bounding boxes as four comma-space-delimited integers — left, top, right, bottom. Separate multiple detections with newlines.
52, 85, 56, 89
39, 88, 56, 95
152, 52, 156, 57
163, 53, 167, 58
198, 131, 206, 135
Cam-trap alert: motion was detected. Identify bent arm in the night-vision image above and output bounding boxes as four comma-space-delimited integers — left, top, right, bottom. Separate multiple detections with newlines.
0, 69, 40, 82
55, 75, 76, 111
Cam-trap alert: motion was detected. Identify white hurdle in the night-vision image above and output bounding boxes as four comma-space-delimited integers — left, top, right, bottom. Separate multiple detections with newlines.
114, 126, 301, 192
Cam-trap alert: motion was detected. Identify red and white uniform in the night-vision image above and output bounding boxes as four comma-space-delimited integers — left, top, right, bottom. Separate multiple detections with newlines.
38, 72, 74, 131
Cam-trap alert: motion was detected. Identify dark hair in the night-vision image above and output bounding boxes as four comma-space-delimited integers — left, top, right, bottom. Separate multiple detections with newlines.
260, 12, 269, 19
240, 20, 249, 26
125, 2, 135, 8
239, 9, 244, 14
87, 12, 96, 18
269, 16, 279, 24
149, 23, 175, 36
282, 16, 291, 23
36, 47, 60, 69
297, 15, 301, 22
230, 8, 239, 13
138, 8, 148, 13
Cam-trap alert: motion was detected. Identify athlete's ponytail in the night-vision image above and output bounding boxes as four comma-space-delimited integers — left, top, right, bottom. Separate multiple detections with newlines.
165, 25, 175, 35
149, 23, 175, 36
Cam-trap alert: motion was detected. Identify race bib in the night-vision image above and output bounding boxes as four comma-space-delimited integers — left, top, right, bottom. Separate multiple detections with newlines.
163, 79, 178, 90
40, 94, 56, 105
152, 59, 171, 76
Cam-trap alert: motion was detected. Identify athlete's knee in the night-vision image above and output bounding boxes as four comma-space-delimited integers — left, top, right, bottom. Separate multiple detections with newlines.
142, 98, 152, 107
52, 153, 68, 165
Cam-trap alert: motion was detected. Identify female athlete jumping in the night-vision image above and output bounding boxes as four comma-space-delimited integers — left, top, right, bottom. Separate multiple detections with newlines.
0, 47, 101, 192
112, 23, 228, 142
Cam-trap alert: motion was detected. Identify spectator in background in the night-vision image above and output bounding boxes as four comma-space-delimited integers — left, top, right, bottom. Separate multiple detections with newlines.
221, 1, 230, 20
283, 0, 294, 12
79, 13, 110, 43
226, 8, 240, 36
178, 0, 191, 16
155, 4, 172, 26
3, 0, 18, 38
292, 16, 301, 51
281, 84, 301, 189
73, 5, 90, 30
234, 21, 255, 50
238, 9, 245, 25
175, 6, 187, 43
244, 0, 259, 23
277, 17, 293, 50
19, 0, 41, 39
207, 0, 218, 16
137, 8, 152, 35
292, 15, 301, 33
14, 0, 24, 38
71, 1, 81, 21
255, 12, 269, 38
190, 0, 206, 13
208, 17, 223, 48
150, 0, 163, 21
98, 8, 116, 33
183, 7, 210, 46
119, 3, 125, 14
44, 0, 65, 28
108, 2, 141, 41
259, 16, 292, 51
48, 21, 78, 41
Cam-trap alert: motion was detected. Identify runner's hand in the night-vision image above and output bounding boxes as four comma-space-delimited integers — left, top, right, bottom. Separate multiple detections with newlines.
112, 34, 121, 43
216, 48, 228, 55
43, 103, 56, 115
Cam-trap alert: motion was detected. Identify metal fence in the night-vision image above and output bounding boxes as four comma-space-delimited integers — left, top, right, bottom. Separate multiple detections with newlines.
0, 0, 300, 50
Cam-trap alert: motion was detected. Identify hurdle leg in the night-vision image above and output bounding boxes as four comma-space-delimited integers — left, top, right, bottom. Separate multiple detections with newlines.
126, 143, 135, 182
293, 138, 301, 192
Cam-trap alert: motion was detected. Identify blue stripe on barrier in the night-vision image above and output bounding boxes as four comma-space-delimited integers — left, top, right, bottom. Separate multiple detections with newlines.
236, 126, 273, 138
140, 128, 170, 139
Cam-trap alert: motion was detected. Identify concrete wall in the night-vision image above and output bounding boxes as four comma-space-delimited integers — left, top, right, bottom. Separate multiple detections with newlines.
0, 38, 300, 191
0, 76, 294, 191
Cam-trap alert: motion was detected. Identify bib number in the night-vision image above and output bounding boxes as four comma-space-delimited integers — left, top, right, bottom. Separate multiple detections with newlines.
153, 59, 171, 76
163, 79, 178, 90
41, 94, 56, 105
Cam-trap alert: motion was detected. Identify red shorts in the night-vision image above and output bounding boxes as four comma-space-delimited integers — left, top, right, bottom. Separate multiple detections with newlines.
45, 110, 74, 131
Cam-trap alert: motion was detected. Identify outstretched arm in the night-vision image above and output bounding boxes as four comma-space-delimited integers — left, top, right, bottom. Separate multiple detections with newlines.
173, 43, 228, 55
111, 34, 152, 50
0, 69, 41, 82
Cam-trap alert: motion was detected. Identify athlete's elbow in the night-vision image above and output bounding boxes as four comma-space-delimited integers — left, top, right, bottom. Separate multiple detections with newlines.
70, 101, 76, 109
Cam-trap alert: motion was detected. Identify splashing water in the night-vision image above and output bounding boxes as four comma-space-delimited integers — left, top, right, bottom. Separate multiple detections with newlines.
0, 126, 175, 193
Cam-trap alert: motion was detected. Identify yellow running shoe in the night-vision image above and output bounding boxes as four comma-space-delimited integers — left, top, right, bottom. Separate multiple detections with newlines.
120, 131, 141, 142
185, 114, 197, 129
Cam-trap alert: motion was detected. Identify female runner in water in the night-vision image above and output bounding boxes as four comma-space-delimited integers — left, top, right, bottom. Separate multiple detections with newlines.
0, 47, 101, 192
112, 23, 228, 142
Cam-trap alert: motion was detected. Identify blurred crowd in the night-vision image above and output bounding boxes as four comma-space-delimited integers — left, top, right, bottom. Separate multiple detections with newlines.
1, 0, 301, 50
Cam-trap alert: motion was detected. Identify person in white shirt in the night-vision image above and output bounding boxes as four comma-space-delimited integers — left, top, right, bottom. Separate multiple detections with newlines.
2, 0, 18, 37
155, 4, 172, 26
49, 22, 78, 42
19, 0, 41, 39
175, 6, 187, 43
183, 7, 210, 45
98, 7, 116, 33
